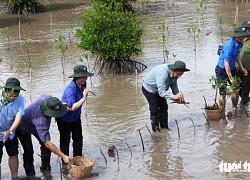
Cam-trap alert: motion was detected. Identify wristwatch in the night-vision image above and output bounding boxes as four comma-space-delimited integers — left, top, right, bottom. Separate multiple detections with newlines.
8, 130, 13, 135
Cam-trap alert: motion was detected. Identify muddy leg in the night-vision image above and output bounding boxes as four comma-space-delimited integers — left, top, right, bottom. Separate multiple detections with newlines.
231, 90, 239, 117
219, 94, 226, 119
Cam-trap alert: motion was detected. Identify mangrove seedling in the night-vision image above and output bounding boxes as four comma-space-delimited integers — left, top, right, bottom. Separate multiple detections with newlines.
202, 113, 211, 128
22, 7, 31, 26
55, 35, 68, 77
216, 11, 224, 43
4, 27, 10, 50
65, 17, 74, 43
21, 39, 32, 102
187, 24, 200, 61
125, 141, 132, 160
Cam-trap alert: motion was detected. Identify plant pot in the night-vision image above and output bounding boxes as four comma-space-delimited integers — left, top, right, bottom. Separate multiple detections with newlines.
205, 108, 224, 121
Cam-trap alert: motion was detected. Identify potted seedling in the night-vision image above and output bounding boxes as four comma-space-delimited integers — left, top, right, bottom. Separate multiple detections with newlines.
204, 76, 241, 121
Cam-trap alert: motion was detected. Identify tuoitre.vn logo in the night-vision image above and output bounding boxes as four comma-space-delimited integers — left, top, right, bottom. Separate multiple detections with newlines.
219, 160, 250, 172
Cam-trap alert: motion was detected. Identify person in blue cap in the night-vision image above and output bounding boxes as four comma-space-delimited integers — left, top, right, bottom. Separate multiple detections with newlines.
142, 61, 190, 132
215, 25, 250, 116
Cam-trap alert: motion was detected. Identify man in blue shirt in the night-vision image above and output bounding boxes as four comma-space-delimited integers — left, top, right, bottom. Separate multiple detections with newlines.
0, 77, 25, 179
142, 61, 190, 132
215, 25, 250, 116
17, 95, 69, 177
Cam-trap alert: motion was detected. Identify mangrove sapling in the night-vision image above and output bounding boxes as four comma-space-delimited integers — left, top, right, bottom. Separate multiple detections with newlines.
100, 148, 107, 166
159, 22, 169, 63
3, 27, 10, 50
216, 12, 224, 43
21, 39, 32, 102
196, 0, 207, 25
175, 120, 180, 138
22, 7, 31, 26
55, 35, 68, 78
187, 24, 200, 61
189, 118, 196, 135
202, 113, 211, 128
145, 124, 156, 145
138, 129, 145, 152
66, 17, 74, 43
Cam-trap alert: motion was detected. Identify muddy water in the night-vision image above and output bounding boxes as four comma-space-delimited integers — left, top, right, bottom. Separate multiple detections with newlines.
1, 0, 250, 179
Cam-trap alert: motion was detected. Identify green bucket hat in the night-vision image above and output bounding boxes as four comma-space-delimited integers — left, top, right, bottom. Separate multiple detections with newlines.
241, 20, 250, 28
69, 65, 94, 78
232, 26, 250, 38
168, 61, 190, 72
3, 77, 25, 91
40, 97, 67, 118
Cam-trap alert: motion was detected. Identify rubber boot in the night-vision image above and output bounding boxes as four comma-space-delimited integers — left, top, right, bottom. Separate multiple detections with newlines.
40, 147, 51, 172
159, 112, 169, 129
150, 115, 159, 132
73, 141, 83, 157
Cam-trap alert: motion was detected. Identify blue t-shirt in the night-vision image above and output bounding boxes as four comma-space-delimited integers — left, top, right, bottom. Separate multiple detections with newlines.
217, 37, 243, 70
18, 94, 51, 142
0, 91, 25, 141
142, 64, 179, 100
60, 80, 85, 122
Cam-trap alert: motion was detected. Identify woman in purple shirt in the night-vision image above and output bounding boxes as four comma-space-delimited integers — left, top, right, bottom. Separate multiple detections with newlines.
56, 65, 93, 162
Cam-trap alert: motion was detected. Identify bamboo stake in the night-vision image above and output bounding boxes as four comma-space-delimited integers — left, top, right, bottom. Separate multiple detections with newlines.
114, 146, 119, 165
138, 129, 145, 152
145, 124, 155, 145
19, 21, 21, 43
189, 118, 196, 135
100, 149, 107, 166
175, 120, 180, 138
125, 141, 132, 160
202, 113, 210, 128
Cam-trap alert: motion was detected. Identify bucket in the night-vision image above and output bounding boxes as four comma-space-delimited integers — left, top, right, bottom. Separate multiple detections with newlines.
71, 156, 94, 179
205, 108, 224, 121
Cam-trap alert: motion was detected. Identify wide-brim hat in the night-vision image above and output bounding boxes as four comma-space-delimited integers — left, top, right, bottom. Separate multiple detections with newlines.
3, 77, 25, 91
69, 65, 94, 78
241, 20, 250, 28
40, 97, 67, 118
168, 61, 190, 72
232, 26, 250, 38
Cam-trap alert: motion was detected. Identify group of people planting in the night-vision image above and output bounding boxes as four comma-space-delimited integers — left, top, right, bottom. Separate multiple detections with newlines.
0, 65, 93, 178
142, 20, 250, 132
0, 18, 250, 178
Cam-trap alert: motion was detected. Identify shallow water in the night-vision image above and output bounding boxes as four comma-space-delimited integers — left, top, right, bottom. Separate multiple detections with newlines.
1, 0, 250, 179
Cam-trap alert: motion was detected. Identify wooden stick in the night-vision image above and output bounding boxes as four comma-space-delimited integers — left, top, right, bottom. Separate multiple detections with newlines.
175, 120, 180, 138
138, 129, 145, 152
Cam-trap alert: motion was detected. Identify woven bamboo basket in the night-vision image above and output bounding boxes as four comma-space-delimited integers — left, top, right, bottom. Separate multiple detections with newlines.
71, 156, 94, 179
205, 108, 224, 121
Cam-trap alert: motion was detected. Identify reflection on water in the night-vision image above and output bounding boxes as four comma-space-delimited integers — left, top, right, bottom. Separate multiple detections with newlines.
1, 0, 250, 179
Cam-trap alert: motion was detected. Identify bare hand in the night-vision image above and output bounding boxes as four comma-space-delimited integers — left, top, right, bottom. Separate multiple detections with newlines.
83, 88, 89, 97
174, 92, 184, 102
242, 68, 248, 76
0, 131, 10, 143
62, 102, 71, 111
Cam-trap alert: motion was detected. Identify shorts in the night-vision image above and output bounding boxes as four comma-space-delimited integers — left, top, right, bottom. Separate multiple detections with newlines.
0, 135, 19, 163
215, 65, 236, 95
